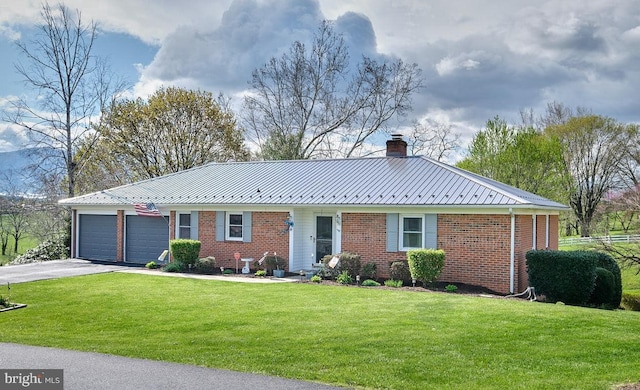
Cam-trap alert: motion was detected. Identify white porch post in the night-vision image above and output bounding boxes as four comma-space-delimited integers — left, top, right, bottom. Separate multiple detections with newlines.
288, 210, 295, 271
335, 211, 342, 254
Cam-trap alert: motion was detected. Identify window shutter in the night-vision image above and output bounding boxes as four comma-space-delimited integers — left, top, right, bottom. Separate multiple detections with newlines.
216, 211, 225, 241
190, 211, 199, 240
424, 214, 437, 249
386, 213, 399, 252
242, 211, 252, 242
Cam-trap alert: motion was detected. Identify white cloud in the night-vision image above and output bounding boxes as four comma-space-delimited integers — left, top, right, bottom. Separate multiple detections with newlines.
2, 0, 640, 158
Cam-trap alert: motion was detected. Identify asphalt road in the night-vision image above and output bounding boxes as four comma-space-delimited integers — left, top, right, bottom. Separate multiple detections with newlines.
0, 343, 344, 390
0, 260, 347, 390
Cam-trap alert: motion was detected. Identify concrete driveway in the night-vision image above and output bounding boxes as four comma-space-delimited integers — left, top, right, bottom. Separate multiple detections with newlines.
0, 343, 345, 390
0, 259, 124, 284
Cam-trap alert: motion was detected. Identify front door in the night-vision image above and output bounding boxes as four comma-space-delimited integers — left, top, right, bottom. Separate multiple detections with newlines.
315, 215, 333, 263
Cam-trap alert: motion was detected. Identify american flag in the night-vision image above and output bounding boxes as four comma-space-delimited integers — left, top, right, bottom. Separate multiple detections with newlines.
134, 202, 162, 217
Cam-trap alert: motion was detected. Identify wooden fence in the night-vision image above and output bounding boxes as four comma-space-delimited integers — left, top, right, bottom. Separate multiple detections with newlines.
558, 235, 640, 246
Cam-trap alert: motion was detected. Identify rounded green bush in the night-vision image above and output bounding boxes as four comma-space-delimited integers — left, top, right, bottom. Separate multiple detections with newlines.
194, 257, 216, 274
526, 250, 597, 305
593, 252, 622, 308
589, 267, 615, 308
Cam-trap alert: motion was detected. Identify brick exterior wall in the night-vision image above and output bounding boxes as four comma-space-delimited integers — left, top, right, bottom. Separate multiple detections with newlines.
341, 212, 559, 294
198, 211, 290, 271
341, 213, 406, 271
116, 210, 124, 262
108, 209, 558, 294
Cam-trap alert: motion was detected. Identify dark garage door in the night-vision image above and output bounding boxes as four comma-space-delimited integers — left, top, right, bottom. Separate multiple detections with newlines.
78, 214, 117, 261
126, 215, 169, 263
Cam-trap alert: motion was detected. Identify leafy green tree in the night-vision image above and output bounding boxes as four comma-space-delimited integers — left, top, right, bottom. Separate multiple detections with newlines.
457, 116, 565, 202
78, 87, 248, 191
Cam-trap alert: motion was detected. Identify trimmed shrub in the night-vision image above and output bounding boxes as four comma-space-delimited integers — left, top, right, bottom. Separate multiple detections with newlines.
317, 252, 361, 280
194, 256, 216, 274
339, 252, 361, 279
255, 270, 267, 277
169, 239, 201, 266
407, 249, 445, 286
621, 292, 640, 311
310, 275, 322, 283
526, 250, 597, 305
593, 252, 622, 308
389, 261, 411, 284
589, 267, 615, 308
362, 279, 381, 287
361, 262, 377, 280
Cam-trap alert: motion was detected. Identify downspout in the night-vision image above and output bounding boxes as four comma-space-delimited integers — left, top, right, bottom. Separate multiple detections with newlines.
509, 208, 515, 294
532, 213, 537, 249
545, 214, 550, 248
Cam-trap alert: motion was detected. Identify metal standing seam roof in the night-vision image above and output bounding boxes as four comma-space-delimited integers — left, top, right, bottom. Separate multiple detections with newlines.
59, 156, 569, 209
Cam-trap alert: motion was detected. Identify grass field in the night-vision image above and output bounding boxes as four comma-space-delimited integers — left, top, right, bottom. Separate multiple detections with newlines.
0, 235, 38, 266
1, 273, 639, 389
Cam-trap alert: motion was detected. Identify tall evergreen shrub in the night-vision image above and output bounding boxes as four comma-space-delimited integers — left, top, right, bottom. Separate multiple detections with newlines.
592, 252, 622, 308
526, 250, 597, 305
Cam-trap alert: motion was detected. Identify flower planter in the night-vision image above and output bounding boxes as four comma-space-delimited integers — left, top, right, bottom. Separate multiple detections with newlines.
273, 269, 286, 278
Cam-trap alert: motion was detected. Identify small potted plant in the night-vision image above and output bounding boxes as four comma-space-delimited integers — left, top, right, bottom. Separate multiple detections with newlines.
266, 254, 286, 277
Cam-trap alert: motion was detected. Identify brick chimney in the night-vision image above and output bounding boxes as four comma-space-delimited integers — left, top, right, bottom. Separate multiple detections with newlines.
386, 133, 407, 157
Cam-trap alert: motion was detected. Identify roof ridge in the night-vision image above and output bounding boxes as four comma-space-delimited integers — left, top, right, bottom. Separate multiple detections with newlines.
419, 156, 532, 205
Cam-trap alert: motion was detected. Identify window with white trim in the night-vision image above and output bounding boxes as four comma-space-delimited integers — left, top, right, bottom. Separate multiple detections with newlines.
178, 213, 191, 239
226, 213, 243, 240
400, 215, 423, 250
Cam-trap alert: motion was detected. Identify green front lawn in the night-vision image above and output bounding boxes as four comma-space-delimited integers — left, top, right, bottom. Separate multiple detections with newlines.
1, 273, 639, 389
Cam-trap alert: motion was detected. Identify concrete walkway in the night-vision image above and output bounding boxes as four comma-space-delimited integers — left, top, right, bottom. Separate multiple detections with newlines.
0, 343, 344, 390
118, 267, 301, 283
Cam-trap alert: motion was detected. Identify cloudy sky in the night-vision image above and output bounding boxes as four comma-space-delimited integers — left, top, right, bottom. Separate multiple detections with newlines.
1, 0, 639, 159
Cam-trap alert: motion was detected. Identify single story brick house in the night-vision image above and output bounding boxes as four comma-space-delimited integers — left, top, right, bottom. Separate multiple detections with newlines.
59, 135, 568, 294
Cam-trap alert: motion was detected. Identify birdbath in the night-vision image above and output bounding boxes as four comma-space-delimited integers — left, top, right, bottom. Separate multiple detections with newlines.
240, 258, 253, 274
